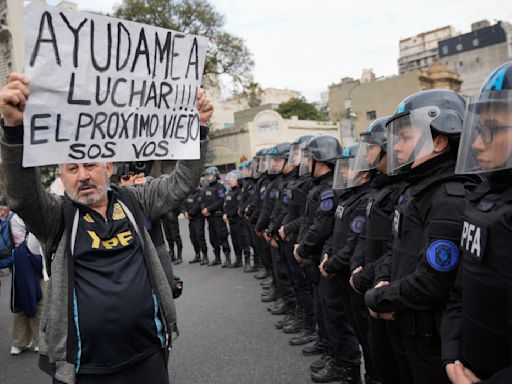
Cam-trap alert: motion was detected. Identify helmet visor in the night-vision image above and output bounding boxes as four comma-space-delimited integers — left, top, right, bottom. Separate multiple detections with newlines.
354, 134, 383, 171
333, 157, 367, 189
242, 167, 252, 178
258, 155, 270, 173
299, 149, 313, 176
387, 107, 436, 175
288, 143, 302, 167
456, 94, 512, 174
269, 156, 286, 174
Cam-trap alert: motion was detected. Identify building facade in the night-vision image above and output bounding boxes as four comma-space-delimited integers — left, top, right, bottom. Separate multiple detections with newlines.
328, 64, 461, 139
206, 108, 340, 171
398, 25, 456, 74
439, 20, 512, 96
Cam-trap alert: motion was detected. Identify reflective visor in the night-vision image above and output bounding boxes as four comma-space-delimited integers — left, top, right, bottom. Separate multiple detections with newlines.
258, 155, 270, 173
353, 133, 382, 171
456, 93, 512, 174
387, 107, 436, 175
288, 143, 302, 167
299, 149, 312, 176
268, 156, 286, 174
332, 156, 370, 189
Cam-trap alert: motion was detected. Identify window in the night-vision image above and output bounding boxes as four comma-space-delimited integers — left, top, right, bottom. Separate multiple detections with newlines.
456, 43, 463, 51
472, 38, 479, 47
367, 111, 377, 120
459, 61, 464, 67
442, 46, 449, 55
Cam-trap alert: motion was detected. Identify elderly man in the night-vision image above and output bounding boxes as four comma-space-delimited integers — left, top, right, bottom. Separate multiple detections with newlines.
0, 73, 212, 384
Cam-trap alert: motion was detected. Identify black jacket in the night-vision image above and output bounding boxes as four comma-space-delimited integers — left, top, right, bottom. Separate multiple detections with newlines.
441, 170, 512, 382
297, 171, 336, 261
365, 153, 479, 338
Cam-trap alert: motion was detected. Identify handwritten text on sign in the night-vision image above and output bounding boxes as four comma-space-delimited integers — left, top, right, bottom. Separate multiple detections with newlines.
23, 3, 208, 167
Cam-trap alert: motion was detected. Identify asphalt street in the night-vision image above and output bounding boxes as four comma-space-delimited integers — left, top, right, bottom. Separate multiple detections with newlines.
0, 219, 314, 384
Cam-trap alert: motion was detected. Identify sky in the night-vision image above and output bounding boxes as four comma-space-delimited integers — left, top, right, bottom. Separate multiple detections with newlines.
49, 0, 512, 101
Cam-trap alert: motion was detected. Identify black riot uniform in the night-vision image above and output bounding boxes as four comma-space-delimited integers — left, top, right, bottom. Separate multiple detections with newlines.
201, 176, 231, 266
239, 172, 259, 272
365, 90, 480, 384
267, 167, 298, 317
322, 179, 376, 383
162, 208, 183, 264
223, 183, 249, 268
281, 172, 316, 347
183, 188, 208, 264
441, 62, 512, 383
248, 174, 273, 282
351, 173, 406, 384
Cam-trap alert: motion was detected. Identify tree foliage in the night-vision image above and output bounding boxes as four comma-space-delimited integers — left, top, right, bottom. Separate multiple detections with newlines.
114, 0, 254, 89
276, 97, 325, 121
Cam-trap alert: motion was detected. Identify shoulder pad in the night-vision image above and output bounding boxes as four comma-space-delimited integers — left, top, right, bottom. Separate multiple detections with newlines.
320, 189, 335, 201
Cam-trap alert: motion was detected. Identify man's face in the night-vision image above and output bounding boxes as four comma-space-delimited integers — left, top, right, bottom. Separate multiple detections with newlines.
393, 125, 422, 165
271, 158, 286, 173
364, 144, 381, 167
206, 174, 217, 183
0, 206, 9, 218
228, 178, 238, 188
60, 162, 112, 206
471, 107, 512, 170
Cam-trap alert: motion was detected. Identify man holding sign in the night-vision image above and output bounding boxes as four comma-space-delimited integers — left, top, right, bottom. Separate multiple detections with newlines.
0, 4, 212, 384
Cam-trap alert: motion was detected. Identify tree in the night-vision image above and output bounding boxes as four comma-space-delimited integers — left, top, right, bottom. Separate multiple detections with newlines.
245, 82, 262, 108
276, 97, 325, 121
114, 0, 254, 89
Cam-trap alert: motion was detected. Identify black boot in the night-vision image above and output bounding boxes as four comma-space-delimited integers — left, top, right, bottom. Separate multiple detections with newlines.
270, 301, 294, 316
200, 251, 209, 265
208, 249, 222, 266
283, 305, 303, 334
289, 327, 317, 346
189, 253, 201, 264
254, 268, 269, 279
311, 359, 347, 383
310, 353, 331, 373
229, 253, 242, 268
221, 251, 231, 268
275, 314, 295, 329
174, 246, 183, 265
339, 364, 362, 384
243, 252, 257, 273
303, 339, 326, 356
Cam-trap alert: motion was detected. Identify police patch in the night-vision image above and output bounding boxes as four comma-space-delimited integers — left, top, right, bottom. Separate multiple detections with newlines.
226, 196, 232, 201
187, 198, 193, 203
237, 195, 242, 201
283, 195, 289, 204
270, 189, 278, 199
320, 199, 334, 212
320, 189, 335, 200
426, 240, 460, 272
350, 216, 365, 234
206, 191, 212, 196
218, 189, 225, 198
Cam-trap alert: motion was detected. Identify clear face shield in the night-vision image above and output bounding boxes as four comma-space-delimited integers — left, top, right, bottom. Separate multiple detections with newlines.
332, 156, 367, 189
299, 149, 313, 176
456, 94, 512, 174
241, 166, 252, 178
258, 155, 270, 173
288, 143, 302, 167
387, 106, 437, 175
354, 133, 385, 172
268, 156, 286, 175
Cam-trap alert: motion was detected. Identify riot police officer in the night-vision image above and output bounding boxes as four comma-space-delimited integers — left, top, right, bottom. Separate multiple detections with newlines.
257, 142, 295, 315
238, 160, 259, 273
183, 180, 208, 264
294, 135, 362, 384
364, 89, 479, 384
278, 135, 317, 347
248, 149, 275, 289
442, 61, 512, 384
349, 117, 406, 384
201, 166, 231, 266
223, 170, 248, 268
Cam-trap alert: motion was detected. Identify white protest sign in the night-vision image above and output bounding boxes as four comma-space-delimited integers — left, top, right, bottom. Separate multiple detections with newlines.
23, 3, 208, 167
